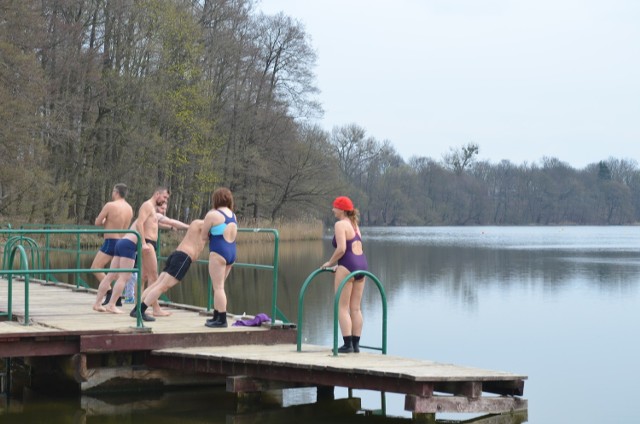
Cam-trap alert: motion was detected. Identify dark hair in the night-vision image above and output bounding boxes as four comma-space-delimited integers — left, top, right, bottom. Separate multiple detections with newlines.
212, 187, 234, 210
114, 183, 128, 198
155, 186, 170, 196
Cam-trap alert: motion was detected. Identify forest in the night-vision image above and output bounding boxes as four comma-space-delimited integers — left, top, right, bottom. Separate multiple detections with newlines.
1, 0, 639, 226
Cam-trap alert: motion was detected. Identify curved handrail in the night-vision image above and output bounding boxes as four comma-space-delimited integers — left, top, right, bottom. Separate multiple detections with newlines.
297, 268, 388, 356
5, 245, 31, 324
333, 270, 387, 356
297, 268, 335, 351
19, 223, 96, 288
2, 236, 41, 278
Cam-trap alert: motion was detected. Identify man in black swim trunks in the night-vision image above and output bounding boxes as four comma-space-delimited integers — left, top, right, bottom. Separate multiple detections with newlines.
131, 219, 205, 322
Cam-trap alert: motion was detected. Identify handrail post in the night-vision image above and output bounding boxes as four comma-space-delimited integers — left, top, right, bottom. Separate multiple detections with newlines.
132, 237, 144, 328
7, 263, 13, 320
271, 229, 280, 324
75, 232, 82, 289
156, 230, 161, 275
45, 232, 51, 283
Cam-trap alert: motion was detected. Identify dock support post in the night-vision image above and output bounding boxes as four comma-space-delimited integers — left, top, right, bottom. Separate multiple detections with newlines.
316, 385, 334, 401
236, 391, 263, 413
1, 358, 9, 394
0, 358, 11, 394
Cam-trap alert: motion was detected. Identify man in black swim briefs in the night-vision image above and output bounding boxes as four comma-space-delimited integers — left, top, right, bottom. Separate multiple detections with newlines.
134, 186, 171, 316
131, 219, 205, 322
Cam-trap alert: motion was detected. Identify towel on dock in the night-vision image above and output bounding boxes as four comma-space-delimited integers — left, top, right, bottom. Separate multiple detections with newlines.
232, 313, 270, 327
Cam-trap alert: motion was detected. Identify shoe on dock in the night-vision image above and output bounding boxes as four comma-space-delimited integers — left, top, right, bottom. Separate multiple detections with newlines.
140, 312, 155, 322
205, 319, 227, 328
338, 344, 354, 353
129, 307, 155, 322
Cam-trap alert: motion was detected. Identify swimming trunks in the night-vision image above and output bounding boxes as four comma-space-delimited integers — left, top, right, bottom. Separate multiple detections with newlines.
99, 239, 118, 255
209, 210, 237, 265
115, 238, 138, 260
145, 239, 157, 250
332, 229, 368, 280
162, 250, 192, 281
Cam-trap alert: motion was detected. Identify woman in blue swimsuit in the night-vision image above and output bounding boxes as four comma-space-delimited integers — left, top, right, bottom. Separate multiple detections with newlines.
322, 196, 369, 353
202, 188, 238, 328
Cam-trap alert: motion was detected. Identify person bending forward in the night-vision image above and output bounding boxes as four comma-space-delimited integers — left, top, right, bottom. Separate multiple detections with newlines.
131, 220, 206, 322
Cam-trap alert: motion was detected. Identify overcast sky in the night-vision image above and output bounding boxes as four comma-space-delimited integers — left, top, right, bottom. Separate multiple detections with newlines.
258, 0, 640, 169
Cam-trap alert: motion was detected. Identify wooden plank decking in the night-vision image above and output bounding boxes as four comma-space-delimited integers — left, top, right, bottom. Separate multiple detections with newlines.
0, 278, 528, 416
0, 277, 258, 332
149, 344, 527, 414
0, 277, 295, 357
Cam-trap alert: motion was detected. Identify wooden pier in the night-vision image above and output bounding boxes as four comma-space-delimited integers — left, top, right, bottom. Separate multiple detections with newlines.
0, 278, 527, 417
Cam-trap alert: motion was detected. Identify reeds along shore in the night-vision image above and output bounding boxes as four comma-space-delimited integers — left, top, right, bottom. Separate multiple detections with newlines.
0, 218, 325, 250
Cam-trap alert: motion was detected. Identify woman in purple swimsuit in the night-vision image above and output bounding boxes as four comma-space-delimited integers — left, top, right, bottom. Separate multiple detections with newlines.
322, 196, 369, 353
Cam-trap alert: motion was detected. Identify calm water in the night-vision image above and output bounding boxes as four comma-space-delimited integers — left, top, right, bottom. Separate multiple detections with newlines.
2, 226, 639, 423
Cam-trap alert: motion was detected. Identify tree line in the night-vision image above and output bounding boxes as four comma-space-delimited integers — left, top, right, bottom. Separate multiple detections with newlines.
1, 0, 638, 226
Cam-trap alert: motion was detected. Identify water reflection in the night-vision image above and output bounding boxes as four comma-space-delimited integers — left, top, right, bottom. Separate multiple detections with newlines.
1, 387, 528, 424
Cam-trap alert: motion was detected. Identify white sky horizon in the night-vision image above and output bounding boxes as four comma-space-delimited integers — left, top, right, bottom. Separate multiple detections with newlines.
258, 0, 640, 169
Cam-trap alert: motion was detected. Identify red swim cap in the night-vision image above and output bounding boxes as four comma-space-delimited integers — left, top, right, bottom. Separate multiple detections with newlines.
333, 196, 354, 211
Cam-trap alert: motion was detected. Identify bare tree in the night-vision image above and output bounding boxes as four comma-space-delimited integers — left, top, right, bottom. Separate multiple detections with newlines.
443, 142, 479, 176
266, 124, 340, 220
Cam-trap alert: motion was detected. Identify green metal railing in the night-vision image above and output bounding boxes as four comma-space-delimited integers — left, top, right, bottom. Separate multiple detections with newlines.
297, 268, 387, 356
235, 228, 286, 324
1, 225, 288, 327
2, 236, 41, 279
18, 224, 98, 288
1, 229, 144, 327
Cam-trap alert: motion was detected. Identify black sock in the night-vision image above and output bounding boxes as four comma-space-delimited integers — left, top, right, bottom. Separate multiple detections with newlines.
342, 336, 353, 347
218, 311, 227, 323
102, 289, 112, 305
352, 336, 360, 350
141, 302, 149, 314
213, 309, 219, 320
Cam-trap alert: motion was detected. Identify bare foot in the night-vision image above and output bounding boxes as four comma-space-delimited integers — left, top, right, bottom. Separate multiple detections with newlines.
93, 304, 106, 312
153, 309, 172, 317
105, 305, 124, 314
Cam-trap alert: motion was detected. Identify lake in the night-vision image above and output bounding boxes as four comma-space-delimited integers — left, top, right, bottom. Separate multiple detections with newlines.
2, 226, 639, 423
